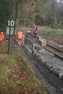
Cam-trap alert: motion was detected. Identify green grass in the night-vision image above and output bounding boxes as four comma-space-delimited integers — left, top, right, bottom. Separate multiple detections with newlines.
40, 28, 63, 40
0, 53, 46, 94
0, 41, 6, 54
0, 54, 19, 92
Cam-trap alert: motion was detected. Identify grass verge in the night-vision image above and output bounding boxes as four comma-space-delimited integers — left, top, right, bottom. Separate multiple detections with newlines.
0, 52, 46, 94
40, 28, 63, 40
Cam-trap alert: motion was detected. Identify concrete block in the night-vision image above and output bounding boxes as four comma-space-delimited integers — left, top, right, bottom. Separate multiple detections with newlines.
36, 38, 46, 46
33, 44, 38, 50
32, 44, 38, 54
38, 36, 41, 40
40, 39, 46, 46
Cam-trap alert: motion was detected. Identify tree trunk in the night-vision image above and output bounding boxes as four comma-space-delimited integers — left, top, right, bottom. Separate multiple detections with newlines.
15, 18, 19, 35
55, 13, 57, 29
15, 3, 20, 35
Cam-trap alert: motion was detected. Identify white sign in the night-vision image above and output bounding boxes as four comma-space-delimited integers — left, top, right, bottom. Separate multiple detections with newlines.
6, 27, 14, 35
8, 20, 14, 26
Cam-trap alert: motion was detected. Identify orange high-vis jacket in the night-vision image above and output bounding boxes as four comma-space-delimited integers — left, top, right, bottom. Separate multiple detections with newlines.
16, 39, 18, 42
34, 26, 37, 33
18, 40, 22, 45
16, 39, 22, 45
17, 31, 23, 39
23, 34, 25, 41
0, 35, 2, 41
1, 32, 4, 39
0, 32, 4, 41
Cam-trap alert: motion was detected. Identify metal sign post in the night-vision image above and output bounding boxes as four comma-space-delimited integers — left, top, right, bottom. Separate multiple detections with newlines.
7, 20, 14, 54
8, 25, 11, 54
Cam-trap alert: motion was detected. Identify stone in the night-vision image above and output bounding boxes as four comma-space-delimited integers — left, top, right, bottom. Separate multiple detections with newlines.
35, 53, 41, 61
59, 70, 63, 80
59, 67, 63, 80
50, 67, 55, 72
59, 46, 63, 50
53, 69, 60, 77
49, 53, 54, 58
38, 49, 45, 54
42, 60, 47, 66
45, 63, 53, 70
50, 66, 60, 73
60, 67, 63, 70
52, 66, 60, 70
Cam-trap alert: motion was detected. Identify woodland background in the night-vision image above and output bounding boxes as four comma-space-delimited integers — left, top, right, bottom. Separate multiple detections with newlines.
0, 0, 63, 33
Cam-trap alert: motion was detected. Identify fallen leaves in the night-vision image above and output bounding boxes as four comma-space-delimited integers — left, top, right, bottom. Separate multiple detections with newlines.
0, 42, 45, 94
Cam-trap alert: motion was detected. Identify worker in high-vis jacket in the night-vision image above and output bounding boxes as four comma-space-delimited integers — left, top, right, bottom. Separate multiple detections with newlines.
16, 31, 24, 46
0, 32, 4, 41
34, 23, 37, 38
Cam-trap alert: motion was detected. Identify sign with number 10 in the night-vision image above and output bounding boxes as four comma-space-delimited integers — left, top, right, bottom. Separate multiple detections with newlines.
8, 20, 14, 26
